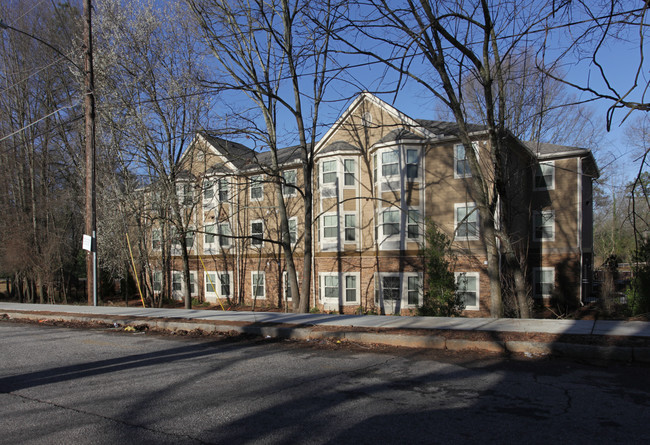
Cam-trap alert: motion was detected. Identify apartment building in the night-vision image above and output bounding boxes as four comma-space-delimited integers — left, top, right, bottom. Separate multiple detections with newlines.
145, 92, 598, 316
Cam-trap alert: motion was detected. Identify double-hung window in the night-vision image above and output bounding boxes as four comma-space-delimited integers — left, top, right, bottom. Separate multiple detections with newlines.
455, 203, 479, 240
153, 271, 162, 292
323, 214, 338, 239
172, 271, 182, 292
252, 271, 266, 299
454, 143, 478, 178
152, 229, 161, 250
251, 221, 263, 246
407, 210, 420, 239
218, 222, 231, 247
534, 268, 554, 298
217, 178, 229, 202
534, 210, 555, 241
382, 276, 400, 301
203, 180, 214, 203
345, 275, 357, 303
322, 275, 339, 300
456, 272, 479, 310
344, 214, 356, 242
322, 160, 337, 185
288, 218, 297, 245
381, 150, 399, 177
344, 159, 356, 186
535, 161, 555, 190
382, 209, 400, 236
283, 170, 296, 196
407, 276, 420, 305
250, 176, 263, 200
406, 149, 419, 179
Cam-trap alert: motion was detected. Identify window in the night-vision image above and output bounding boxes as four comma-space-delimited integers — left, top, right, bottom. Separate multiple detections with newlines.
382, 276, 400, 301
153, 271, 162, 292
344, 214, 356, 242
407, 210, 419, 239
534, 210, 555, 241
217, 178, 229, 201
283, 170, 296, 196
456, 272, 479, 310
323, 214, 338, 239
406, 149, 419, 179
345, 275, 357, 303
205, 271, 232, 299
322, 160, 337, 185
323, 275, 339, 299
252, 272, 265, 299
185, 230, 195, 250
204, 224, 216, 245
178, 183, 193, 205
189, 272, 196, 295
535, 161, 555, 190
344, 159, 356, 186
251, 221, 263, 246
250, 175, 263, 200
383, 209, 399, 236
455, 203, 478, 240
172, 271, 182, 292
283, 271, 293, 301
373, 154, 377, 182
288, 217, 297, 245
381, 150, 399, 177
407, 276, 420, 305
218, 222, 231, 247
362, 112, 372, 127
203, 180, 214, 201
534, 268, 554, 298
454, 143, 478, 178
152, 229, 161, 250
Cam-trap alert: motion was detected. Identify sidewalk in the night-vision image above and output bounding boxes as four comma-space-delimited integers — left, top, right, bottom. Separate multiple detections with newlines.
2, 302, 650, 362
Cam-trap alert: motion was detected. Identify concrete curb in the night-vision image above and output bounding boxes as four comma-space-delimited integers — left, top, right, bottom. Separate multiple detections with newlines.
3, 310, 650, 363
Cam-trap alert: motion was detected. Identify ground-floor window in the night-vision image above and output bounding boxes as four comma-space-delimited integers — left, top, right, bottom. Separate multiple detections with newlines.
319, 272, 360, 306
252, 271, 266, 299
455, 272, 479, 310
375, 273, 422, 308
205, 271, 233, 300
534, 267, 554, 298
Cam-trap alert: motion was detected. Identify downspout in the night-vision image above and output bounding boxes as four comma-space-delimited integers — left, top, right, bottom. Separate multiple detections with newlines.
236, 175, 241, 306
577, 158, 584, 306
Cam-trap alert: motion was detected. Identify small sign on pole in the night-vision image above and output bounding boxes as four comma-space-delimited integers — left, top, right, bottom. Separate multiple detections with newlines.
82, 234, 93, 252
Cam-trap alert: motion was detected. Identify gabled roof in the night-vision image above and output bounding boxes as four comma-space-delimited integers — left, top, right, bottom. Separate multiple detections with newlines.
200, 132, 256, 169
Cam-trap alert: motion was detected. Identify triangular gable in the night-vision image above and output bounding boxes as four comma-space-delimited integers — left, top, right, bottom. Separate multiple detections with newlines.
178, 133, 240, 174
314, 92, 438, 155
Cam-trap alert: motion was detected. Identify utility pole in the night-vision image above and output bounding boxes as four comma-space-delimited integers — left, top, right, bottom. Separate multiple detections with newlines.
83, 0, 97, 306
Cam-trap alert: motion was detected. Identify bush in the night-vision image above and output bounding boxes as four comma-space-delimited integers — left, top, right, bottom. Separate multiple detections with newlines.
418, 221, 464, 317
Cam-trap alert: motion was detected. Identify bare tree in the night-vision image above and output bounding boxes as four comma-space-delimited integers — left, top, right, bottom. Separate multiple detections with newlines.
94, 0, 213, 308
188, 0, 341, 313
335, 0, 585, 317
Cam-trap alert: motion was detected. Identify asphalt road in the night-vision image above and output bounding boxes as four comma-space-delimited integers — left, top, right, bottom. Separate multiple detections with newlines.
1, 321, 649, 444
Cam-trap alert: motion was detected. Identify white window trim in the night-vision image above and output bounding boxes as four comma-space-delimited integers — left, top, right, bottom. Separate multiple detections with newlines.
204, 271, 233, 300
343, 158, 357, 188
288, 217, 298, 246
321, 212, 338, 243
343, 272, 360, 305
455, 272, 480, 311
534, 161, 555, 191
454, 142, 479, 179
374, 272, 423, 308
344, 213, 357, 243
380, 148, 400, 179
321, 159, 338, 186
216, 177, 230, 202
533, 267, 555, 299
172, 270, 198, 299
251, 271, 266, 300
202, 179, 214, 207
381, 207, 400, 238
282, 169, 297, 197
407, 208, 421, 241
282, 271, 295, 302
319, 272, 339, 302
405, 148, 421, 181
454, 202, 479, 241
250, 175, 264, 201
152, 270, 162, 293
251, 219, 264, 247
533, 210, 555, 242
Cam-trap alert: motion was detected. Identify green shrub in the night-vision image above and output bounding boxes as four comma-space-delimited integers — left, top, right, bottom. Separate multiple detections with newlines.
418, 221, 464, 317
